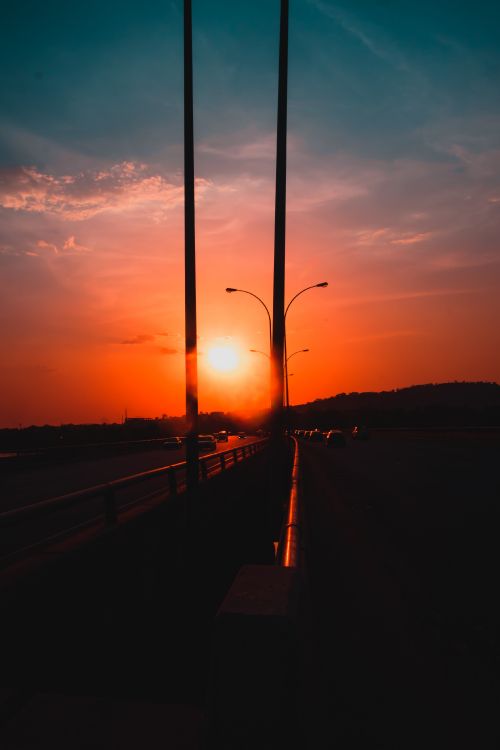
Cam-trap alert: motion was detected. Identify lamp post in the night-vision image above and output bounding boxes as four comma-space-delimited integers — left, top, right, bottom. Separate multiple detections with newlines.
284, 282, 328, 420
284, 281, 329, 320
234, 281, 327, 413
285, 348, 309, 411
226, 288, 273, 409
251, 348, 307, 410
226, 288, 272, 354
184, 0, 199, 500
286, 348, 309, 361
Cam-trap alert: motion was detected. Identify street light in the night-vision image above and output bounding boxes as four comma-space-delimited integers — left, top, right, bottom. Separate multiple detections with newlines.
226, 288, 273, 409
249, 348, 269, 359
250, 348, 306, 407
286, 348, 309, 362
284, 281, 328, 319
226, 288, 272, 354
284, 282, 328, 417
285, 349, 309, 409
228, 282, 328, 416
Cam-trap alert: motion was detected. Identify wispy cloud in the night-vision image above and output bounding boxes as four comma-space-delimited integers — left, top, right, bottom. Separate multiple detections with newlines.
391, 232, 432, 246
198, 133, 277, 161
0, 162, 211, 221
120, 334, 155, 345
32, 235, 90, 255
310, 0, 412, 72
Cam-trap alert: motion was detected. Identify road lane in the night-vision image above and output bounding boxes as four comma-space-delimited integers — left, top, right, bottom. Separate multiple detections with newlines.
0, 436, 264, 561
300, 429, 500, 748
0, 435, 258, 512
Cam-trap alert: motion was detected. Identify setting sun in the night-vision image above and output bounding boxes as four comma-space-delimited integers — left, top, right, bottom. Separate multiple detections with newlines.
207, 346, 239, 372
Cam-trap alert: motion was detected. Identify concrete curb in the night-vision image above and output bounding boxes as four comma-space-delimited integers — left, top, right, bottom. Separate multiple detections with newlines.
208, 564, 302, 749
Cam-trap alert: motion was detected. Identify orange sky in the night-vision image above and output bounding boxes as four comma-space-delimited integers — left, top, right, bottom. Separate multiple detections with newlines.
1, 151, 499, 427
1, 3, 500, 427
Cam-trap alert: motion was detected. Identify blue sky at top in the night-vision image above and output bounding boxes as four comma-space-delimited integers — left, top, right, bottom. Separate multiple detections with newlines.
2, 1, 500, 169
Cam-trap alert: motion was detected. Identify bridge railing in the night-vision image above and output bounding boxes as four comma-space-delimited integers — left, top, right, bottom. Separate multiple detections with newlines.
209, 435, 302, 746
0, 439, 268, 564
277, 435, 301, 567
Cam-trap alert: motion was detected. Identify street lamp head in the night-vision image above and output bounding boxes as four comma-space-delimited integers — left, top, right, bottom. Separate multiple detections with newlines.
226, 287, 238, 293
316, 282, 328, 288
302, 349, 310, 352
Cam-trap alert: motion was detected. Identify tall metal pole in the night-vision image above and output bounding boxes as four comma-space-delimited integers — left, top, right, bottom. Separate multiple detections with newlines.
184, 0, 199, 496
268, 0, 289, 540
271, 0, 289, 438
285, 338, 290, 410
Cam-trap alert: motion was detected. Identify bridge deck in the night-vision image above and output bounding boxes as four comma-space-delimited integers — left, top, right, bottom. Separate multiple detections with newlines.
300, 429, 500, 747
2, 430, 499, 747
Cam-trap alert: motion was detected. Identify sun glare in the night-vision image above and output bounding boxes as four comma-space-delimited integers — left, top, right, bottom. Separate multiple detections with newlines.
207, 345, 239, 372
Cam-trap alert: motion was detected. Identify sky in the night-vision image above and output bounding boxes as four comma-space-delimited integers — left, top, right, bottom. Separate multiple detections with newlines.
1, 0, 500, 426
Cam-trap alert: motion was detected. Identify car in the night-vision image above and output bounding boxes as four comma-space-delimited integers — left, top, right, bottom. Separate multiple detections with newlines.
216, 430, 229, 442
352, 425, 370, 440
326, 429, 346, 447
198, 434, 217, 452
163, 437, 182, 450
237, 431, 246, 439
309, 430, 324, 443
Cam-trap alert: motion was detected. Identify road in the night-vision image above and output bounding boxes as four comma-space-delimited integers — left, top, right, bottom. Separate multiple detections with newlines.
0, 435, 258, 513
0, 435, 261, 561
300, 429, 500, 748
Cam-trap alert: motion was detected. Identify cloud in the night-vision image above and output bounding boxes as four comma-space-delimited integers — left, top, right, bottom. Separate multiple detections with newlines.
159, 347, 178, 355
62, 235, 89, 252
354, 228, 433, 247
0, 162, 211, 221
36, 239, 58, 254
33, 235, 90, 255
198, 133, 277, 161
310, 1, 413, 73
391, 232, 432, 246
120, 334, 155, 345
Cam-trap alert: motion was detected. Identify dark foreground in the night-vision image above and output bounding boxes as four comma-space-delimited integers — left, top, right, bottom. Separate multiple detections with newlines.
1, 429, 499, 748
301, 429, 500, 748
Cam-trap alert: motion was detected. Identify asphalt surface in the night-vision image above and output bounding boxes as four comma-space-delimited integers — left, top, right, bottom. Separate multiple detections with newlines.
300, 429, 500, 748
0, 435, 257, 512
0, 435, 260, 560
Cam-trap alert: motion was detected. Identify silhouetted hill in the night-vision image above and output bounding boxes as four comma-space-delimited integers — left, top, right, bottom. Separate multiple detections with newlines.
291, 382, 500, 429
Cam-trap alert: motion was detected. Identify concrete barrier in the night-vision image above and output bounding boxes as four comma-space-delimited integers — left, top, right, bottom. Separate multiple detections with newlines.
208, 564, 302, 749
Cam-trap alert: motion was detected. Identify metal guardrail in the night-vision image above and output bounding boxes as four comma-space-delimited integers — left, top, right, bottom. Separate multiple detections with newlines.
278, 435, 300, 567
0, 439, 268, 563
0, 436, 179, 462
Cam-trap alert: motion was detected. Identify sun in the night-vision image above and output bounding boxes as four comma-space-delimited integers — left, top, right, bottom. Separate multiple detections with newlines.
207, 345, 239, 372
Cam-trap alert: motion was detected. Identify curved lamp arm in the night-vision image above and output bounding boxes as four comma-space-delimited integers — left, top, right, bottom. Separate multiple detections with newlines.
226, 288, 272, 352
286, 348, 309, 363
284, 282, 328, 319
